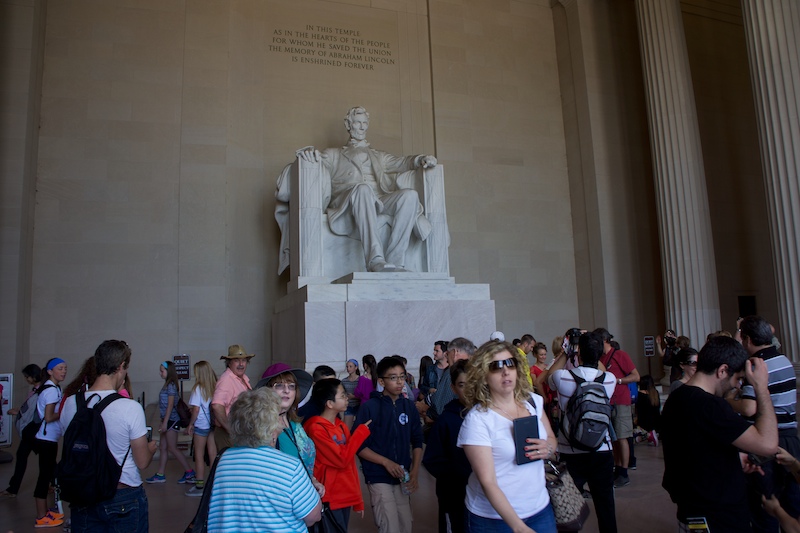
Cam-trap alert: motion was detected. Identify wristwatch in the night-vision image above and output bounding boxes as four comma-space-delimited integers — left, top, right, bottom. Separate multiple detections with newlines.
617, 378, 622, 385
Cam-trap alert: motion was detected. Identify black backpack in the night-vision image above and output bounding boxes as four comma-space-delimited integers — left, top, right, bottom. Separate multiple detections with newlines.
562, 370, 612, 451
56, 392, 130, 507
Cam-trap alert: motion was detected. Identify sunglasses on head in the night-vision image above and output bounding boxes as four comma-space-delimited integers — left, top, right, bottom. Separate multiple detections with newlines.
488, 358, 517, 372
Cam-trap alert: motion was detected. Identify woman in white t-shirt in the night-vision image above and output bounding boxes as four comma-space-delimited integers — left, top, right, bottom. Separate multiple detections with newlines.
185, 361, 218, 496
33, 357, 67, 528
458, 341, 558, 533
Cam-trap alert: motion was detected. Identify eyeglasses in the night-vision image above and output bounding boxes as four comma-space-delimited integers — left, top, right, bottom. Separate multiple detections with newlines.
381, 374, 407, 382
489, 358, 517, 372
682, 361, 698, 366
272, 382, 296, 391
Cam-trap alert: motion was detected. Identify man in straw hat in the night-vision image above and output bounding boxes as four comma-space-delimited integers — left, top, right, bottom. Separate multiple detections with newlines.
211, 344, 254, 449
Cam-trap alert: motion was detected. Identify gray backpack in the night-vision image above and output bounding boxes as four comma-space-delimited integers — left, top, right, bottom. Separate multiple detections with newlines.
14, 384, 53, 435
563, 371, 612, 451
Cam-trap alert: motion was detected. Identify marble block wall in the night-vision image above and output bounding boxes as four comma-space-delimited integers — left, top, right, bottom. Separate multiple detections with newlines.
272, 273, 496, 374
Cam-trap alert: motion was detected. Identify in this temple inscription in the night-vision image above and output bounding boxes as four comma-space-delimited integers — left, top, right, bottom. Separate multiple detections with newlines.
275, 107, 450, 278
269, 25, 395, 70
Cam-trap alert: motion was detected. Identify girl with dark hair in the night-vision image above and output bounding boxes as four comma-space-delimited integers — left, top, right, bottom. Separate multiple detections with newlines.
33, 357, 68, 528
635, 375, 662, 446
417, 355, 434, 401
669, 348, 699, 394
304, 378, 372, 530
1, 365, 42, 499
354, 354, 378, 405
146, 361, 195, 484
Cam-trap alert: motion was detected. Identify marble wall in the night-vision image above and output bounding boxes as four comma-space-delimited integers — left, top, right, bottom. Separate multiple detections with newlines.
0, 0, 776, 405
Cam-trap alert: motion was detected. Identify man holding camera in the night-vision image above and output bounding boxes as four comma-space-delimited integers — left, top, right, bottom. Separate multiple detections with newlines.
662, 335, 777, 532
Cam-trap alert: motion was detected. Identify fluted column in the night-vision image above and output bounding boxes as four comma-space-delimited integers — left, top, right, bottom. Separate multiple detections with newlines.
740, 1, 800, 361
634, 0, 721, 345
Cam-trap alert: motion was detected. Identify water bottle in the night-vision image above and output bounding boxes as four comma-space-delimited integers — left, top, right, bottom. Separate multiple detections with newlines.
400, 466, 412, 495
54, 486, 63, 514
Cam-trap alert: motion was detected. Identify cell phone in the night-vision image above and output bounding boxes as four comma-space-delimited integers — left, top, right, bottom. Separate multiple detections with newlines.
146, 426, 153, 442
513, 415, 539, 465
747, 452, 774, 466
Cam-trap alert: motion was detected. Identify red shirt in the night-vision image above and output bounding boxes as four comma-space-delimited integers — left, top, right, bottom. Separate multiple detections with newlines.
599, 348, 636, 405
303, 416, 370, 511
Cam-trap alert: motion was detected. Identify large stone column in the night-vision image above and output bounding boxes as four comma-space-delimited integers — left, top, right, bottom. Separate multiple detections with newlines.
634, 0, 721, 345
740, 1, 800, 361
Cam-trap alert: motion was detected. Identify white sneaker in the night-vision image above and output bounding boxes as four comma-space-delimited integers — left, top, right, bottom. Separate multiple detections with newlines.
185, 485, 204, 497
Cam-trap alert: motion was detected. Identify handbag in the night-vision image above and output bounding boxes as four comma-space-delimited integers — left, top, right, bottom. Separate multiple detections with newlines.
184, 448, 227, 533
544, 459, 590, 532
309, 503, 346, 533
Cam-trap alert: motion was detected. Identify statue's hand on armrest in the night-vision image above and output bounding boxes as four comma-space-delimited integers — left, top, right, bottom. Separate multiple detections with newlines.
416, 155, 437, 169
296, 146, 322, 163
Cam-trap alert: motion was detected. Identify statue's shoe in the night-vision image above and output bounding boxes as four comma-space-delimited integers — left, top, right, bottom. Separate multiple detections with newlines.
368, 259, 395, 272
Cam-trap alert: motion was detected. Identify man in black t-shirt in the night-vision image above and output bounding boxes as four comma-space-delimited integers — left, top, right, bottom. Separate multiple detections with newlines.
662, 336, 778, 532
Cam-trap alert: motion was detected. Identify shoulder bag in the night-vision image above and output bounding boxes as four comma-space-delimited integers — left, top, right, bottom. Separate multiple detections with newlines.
545, 459, 590, 531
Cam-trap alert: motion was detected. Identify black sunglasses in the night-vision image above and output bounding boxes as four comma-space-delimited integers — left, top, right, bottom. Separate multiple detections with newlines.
489, 358, 517, 372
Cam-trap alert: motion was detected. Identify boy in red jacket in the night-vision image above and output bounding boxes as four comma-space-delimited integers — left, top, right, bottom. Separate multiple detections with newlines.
304, 379, 371, 530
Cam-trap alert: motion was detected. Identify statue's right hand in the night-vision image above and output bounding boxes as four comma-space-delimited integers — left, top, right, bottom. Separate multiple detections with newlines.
296, 146, 321, 163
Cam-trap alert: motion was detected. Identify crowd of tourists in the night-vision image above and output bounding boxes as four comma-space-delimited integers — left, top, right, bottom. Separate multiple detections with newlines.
1, 313, 797, 533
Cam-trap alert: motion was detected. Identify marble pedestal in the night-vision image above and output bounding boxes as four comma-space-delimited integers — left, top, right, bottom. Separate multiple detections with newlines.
272, 273, 496, 372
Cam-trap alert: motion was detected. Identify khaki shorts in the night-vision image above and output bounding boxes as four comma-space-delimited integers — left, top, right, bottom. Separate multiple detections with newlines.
611, 404, 633, 440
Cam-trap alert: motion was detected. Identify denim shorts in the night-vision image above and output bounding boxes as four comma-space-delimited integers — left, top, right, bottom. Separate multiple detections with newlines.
466, 503, 556, 533
70, 485, 149, 533
194, 426, 211, 437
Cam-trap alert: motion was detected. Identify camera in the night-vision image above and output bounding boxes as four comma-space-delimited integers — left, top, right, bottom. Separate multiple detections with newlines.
567, 328, 582, 348
564, 327, 583, 365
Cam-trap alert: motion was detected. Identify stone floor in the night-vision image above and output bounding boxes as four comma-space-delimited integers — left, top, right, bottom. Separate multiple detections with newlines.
0, 441, 677, 532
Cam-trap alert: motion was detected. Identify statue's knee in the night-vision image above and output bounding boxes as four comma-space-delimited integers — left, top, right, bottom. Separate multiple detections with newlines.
396, 188, 419, 204
350, 183, 375, 202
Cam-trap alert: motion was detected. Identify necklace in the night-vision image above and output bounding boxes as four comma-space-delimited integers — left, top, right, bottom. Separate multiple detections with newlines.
493, 402, 521, 420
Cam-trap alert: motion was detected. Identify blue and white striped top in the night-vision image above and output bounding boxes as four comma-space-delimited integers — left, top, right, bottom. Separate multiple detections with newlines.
207, 446, 320, 532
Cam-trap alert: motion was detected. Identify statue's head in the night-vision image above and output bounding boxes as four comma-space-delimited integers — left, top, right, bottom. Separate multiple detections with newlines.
344, 107, 370, 140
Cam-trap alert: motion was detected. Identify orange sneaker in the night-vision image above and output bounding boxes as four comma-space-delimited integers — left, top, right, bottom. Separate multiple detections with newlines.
35, 512, 64, 528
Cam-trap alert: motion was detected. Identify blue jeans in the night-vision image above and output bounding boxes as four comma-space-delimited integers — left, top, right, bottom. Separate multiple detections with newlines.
466, 503, 557, 533
70, 486, 149, 533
